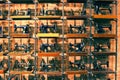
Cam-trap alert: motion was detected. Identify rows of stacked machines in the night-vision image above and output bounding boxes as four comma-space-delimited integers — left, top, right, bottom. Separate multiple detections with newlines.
0, 0, 117, 80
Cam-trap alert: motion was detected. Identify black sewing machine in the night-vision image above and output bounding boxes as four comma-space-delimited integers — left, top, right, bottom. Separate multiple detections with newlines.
68, 41, 85, 52
21, 58, 34, 71
0, 41, 8, 52
94, 1, 112, 15
14, 24, 30, 33
92, 56, 109, 71
65, 8, 86, 16
12, 8, 31, 16
40, 39, 61, 52
94, 42, 110, 52
39, 23, 58, 33
69, 60, 86, 70
40, 58, 61, 72
69, 24, 86, 33
40, 6, 62, 16
95, 23, 112, 33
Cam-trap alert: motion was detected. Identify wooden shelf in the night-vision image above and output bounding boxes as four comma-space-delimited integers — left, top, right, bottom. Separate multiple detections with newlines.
9, 51, 33, 56
10, 71, 32, 74
67, 0, 87, 3
93, 15, 117, 20
38, 52, 60, 57
67, 16, 88, 20
36, 33, 59, 38
37, 16, 61, 20
66, 34, 88, 38
93, 52, 116, 55
93, 34, 116, 38
68, 52, 88, 56
11, 33, 30, 38
37, 71, 62, 75
66, 70, 87, 74
10, 16, 31, 20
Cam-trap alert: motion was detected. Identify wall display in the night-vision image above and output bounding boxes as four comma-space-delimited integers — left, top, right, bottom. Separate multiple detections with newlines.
0, 0, 117, 80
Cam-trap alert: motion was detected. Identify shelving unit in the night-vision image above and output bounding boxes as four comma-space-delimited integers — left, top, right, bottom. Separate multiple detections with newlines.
0, 0, 117, 80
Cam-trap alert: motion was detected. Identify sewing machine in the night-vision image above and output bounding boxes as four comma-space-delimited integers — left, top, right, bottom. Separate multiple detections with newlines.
14, 24, 30, 33
94, 2, 112, 15
39, 23, 58, 33
12, 8, 31, 16
69, 24, 86, 33
95, 23, 112, 33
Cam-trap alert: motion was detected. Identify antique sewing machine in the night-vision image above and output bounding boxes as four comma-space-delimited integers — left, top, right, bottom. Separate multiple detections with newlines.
39, 23, 58, 33
12, 8, 32, 16
0, 41, 8, 52
94, 1, 112, 15
20, 58, 34, 71
40, 43, 61, 52
14, 24, 30, 33
40, 58, 61, 72
40, 6, 62, 16
94, 39, 110, 52
95, 23, 112, 33
68, 40, 85, 52
69, 24, 86, 33
92, 56, 109, 71
14, 42, 32, 53
69, 60, 86, 70
65, 8, 86, 16
40, 39, 61, 52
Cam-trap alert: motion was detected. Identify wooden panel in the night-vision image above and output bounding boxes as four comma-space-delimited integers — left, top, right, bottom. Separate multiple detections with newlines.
68, 52, 88, 56
66, 34, 88, 38
11, 33, 30, 38
93, 15, 117, 19
38, 52, 60, 57
36, 33, 59, 38
66, 70, 87, 74
93, 34, 116, 38
10, 16, 31, 19
37, 71, 62, 75
37, 16, 61, 20
9, 51, 33, 56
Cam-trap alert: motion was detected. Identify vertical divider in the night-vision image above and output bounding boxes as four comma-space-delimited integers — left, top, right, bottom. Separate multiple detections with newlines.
61, 0, 65, 79
33, 0, 38, 79
7, 0, 11, 79
115, 0, 118, 80
88, 0, 92, 79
